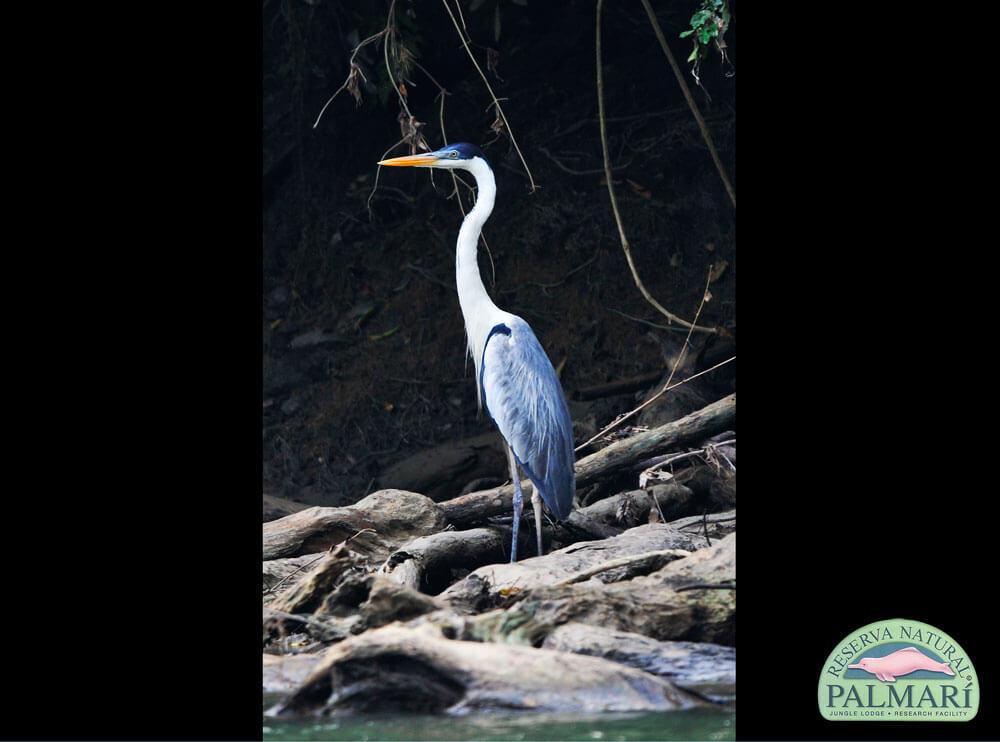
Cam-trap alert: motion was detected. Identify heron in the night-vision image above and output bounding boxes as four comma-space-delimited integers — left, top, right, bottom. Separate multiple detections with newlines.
378, 143, 575, 562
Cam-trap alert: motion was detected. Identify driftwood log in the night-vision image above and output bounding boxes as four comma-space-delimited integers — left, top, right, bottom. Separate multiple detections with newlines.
502, 533, 735, 645
262, 397, 733, 564
439, 393, 735, 525
669, 509, 736, 541
440, 524, 703, 610
269, 625, 706, 716
381, 527, 511, 594
264, 494, 309, 522
542, 622, 735, 698
263, 653, 324, 694
263, 489, 446, 560
263, 552, 326, 596
266, 553, 444, 642
561, 483, 696, 539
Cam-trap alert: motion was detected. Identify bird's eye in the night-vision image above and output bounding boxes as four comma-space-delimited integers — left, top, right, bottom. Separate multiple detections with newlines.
449, 151, 459, 159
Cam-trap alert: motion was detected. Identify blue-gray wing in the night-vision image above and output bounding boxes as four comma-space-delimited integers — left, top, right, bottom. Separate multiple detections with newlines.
480, 317, 576, 520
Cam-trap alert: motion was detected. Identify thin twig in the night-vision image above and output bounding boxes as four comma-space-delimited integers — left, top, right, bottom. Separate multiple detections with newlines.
529, 251, 600, 292
263, 554, 326, 597
675, 582, 735, 593
575, 355, 735, 453
313, 30, 386, 129
577, 267, 714, 452
554, 549, 691, 586
607, 307, 691, 333
596, 0, 717, 335
439, 0, 538, 192
637, 0, 736, 208
538, 146, 633, 176
367, 137, 407, 215
382, 0, 413, 119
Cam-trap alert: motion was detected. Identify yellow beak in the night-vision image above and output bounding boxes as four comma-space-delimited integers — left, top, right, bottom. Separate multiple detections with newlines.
377, 153, 440, 167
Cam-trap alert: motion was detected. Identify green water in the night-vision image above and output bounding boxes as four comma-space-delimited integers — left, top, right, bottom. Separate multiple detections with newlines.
263, 708, 735, 741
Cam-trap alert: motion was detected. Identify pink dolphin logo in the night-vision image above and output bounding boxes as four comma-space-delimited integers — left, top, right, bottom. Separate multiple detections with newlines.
848, 647, 955, 682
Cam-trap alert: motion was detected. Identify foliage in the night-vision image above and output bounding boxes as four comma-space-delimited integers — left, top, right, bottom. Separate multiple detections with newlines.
679, 0, 731, 70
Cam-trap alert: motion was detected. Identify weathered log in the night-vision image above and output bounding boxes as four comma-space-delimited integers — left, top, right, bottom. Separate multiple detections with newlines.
438, 394, 735, 526
504, 533, 735, 645
440, 524, 704, 613
263, 489, 446, 560
264, 546, 362, 640
264, 494, 309, 522
575, 394, 734, 485
674, 465, 736, 511
542, 623, 735, 699
265, 562, 444, 645
381, 527, 511, 594
270, 626, 705, 716
354, 576, 444, 633
561, 483, 696, 539
263, 653, 324, 695
669, 509, 736, 540
263, 552, 326, 596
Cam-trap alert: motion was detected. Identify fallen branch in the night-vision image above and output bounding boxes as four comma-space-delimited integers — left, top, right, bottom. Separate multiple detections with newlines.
263, 490, 446, 560
382, 527, 510, 593
439, 394, 735, 525
575, 355, 735, 453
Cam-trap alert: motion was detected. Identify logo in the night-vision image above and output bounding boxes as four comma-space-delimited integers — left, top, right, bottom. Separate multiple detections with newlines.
818, 618, 978, 721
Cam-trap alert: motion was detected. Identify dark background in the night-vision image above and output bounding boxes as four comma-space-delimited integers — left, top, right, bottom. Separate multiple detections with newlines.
3, 2, 996, 741
261, 0, 735, 509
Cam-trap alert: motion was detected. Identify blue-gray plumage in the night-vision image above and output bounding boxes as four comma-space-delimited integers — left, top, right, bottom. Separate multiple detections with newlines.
481, 319, 575, 521
379, 143, 576, 561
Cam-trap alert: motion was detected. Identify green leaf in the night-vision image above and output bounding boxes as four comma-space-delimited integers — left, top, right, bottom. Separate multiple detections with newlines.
680, 29, 694, 38
688, 46, 699, 62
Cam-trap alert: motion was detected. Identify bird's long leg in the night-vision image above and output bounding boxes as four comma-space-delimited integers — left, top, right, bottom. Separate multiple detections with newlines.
507, 446, 523, 563
531, 490, 544, 557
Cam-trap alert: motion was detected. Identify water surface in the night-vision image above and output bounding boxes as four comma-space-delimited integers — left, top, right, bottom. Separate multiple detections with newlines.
263, 708, 735, 741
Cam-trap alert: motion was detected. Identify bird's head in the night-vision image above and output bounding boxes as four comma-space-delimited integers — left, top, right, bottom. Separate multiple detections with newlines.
378, 142, 490, 171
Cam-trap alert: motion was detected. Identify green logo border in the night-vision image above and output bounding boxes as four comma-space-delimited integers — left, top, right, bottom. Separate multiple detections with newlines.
817, 617, 979, 722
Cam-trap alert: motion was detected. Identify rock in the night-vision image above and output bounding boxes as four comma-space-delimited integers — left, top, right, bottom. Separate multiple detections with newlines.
269, 626, 705, 716
440, 524, 703, 612
542, 623, 735, 699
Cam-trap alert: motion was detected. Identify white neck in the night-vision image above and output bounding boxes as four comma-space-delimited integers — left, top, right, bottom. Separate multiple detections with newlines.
455, 158, 506, 405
